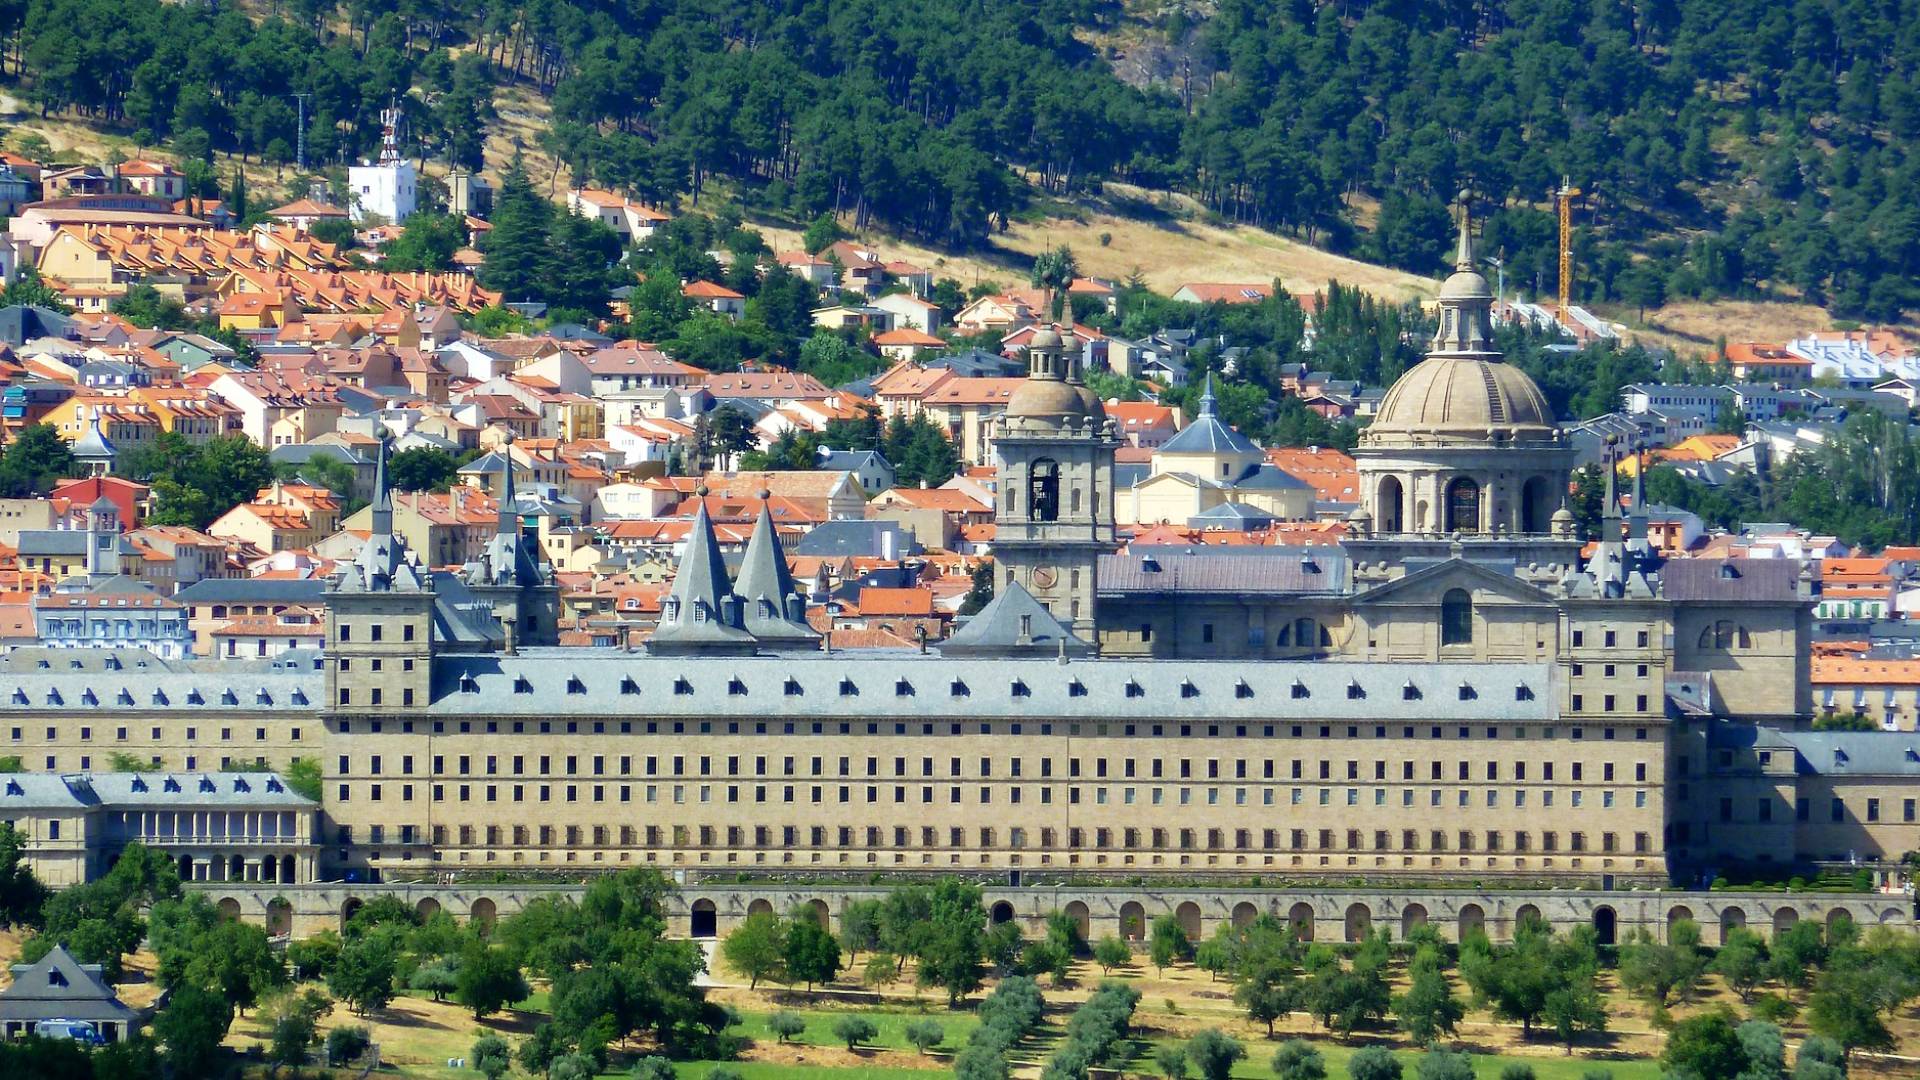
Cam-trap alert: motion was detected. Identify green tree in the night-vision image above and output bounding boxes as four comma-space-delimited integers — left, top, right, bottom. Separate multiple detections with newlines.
472, 1031, 513, 1080
904, 1018, 945, 1054
381, 212, 468, 271
915, 879, 987, 1006
1792, 1036, 1846, 1080
1271, 1039, 1327, 1080
153, 982, 230, 1078
409, 961, 459, 1002
802, 214, 843, 255
288, 929, 343, 980
785, 912, 842, 990
0, 423, 76, 497
1618, 920, 1708, 1007
1414, 1047, 1475, 1080
631, 1056, 679, 1080
1028, 245, 1079, 320
768, 1011, 807, 1043
0, 822, 48, 929
1349, 1046, 1404, 1080
328, 935, 398, 1016
1092, 935, 1131, 975
1149, 914, 1191, 975
1155, 1043, 1188, 1078
1394, 948, 1465, 1044
0, 267, 71, 312
831, 1014, 877, 1050
722, 911, 787, 988
1183, 1029, 1244, 1080
479, 161, 554, 304
838, 898, 885, 960
1712, 927, 1771, 1003
1661, 1009, 1748, 1080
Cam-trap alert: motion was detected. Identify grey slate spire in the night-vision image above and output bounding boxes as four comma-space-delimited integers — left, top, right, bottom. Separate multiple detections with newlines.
476, 432, 544, 587
646, 488, 756, 654
734, 491, 818, 646
340, 425, 424, 593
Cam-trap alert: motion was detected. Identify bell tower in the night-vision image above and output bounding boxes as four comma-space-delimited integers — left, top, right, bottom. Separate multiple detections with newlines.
990, 328, 1118, 637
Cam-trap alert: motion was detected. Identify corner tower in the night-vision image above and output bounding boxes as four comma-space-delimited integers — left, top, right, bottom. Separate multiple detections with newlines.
325, 428, 436, 711
990, 328, 1118, 636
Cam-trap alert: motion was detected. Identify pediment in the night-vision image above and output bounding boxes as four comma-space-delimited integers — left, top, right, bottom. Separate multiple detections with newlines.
1352, 557, 1554, 608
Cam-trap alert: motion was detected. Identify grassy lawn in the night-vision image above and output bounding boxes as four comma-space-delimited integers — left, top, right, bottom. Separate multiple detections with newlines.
672, 1066, 931, 1080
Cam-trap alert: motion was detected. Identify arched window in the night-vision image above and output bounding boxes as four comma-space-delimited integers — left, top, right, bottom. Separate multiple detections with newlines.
1441, 589, 1473, 646
1445, 478, 1481, 533
1030, 459, 1060, 522
1293, 618, 1316, 649
1376, 476, 1404, 533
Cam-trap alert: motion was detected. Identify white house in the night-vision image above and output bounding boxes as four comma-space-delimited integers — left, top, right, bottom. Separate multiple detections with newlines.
872, 292, 944, 334
566, 189, 670, 240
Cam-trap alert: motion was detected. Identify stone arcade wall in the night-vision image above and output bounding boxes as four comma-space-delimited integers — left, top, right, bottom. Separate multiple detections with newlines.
187, 880, 1915, 947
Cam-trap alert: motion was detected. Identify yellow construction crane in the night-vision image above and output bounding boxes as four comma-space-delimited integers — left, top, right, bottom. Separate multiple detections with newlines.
1556, 176, 1582, 321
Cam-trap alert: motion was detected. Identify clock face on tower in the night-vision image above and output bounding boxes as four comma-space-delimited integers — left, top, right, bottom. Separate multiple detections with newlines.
1032, 567, 1058, 590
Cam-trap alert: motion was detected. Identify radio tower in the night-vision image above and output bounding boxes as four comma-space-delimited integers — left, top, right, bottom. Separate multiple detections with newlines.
377, 102, 403, 166
293, 93, 311, 171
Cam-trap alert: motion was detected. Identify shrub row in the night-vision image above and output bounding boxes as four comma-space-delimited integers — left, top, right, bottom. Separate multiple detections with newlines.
953, 976, 1046, 1080
1040, 981, 1141, 1080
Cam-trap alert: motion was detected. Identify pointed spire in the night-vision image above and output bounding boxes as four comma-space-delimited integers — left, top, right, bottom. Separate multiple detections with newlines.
735, 490, 818, 645
1601, 436, 1621, 522
369, 423, 392, 538
1454, 188, 1476, 272
647, 485, 756, 654
496, 431, 517, 535
1198, 371, 1217, 418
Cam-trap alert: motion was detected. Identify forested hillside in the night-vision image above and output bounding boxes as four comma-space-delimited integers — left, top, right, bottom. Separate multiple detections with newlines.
5, 0, 1918, 319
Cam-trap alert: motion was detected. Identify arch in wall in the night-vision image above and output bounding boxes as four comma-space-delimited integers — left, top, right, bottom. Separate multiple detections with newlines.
1288, 902, 1315, 941
1064, 901, 1091, 944
1119, 901, 1147, 941
1592, 906, 1617, 947
469, 897, 497, 926
746, 899, 775, 918
1401, 903, 1429, 938
1826, 907, 1855, 932
281, 855, 295, 884
216, 897, 242, 921
260, 856, 278, 884
805, 899, 830, 929
1771, 907, 1797, 935
1175, 901, 1203, 940
1445, 477, 1482, 533
1232, 902, 1259, 930
228, 854, 244, 882
1376, 476, 1404, 533
266, 898, 293, 937
1719, 906, 1747, 942
689, 899, 718, 939
1459, 904, 1485, 940
1344, 903, 1372, 943
340, 898, 363, 932
1513, 904, 1544, 931
1881, 908, 1905, 925
415, 898, 441, 921
1668, 905, 1695, 934
177, 854, 194, 881
1521, 475, 1553, 533
990, 901, 1016, 925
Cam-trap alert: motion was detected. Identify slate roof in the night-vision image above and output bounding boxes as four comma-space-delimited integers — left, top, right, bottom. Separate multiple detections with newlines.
940, 580, 1090, 658
0, 771, 314, 809
0, 305, 75, 347
1100, 549, 1349, 595
1157, 375, 1260, 456
792, 520, 922, 558
173, 578, 328, 605
426, 649, 1555, 721
0, 946, 136, 1026
1660, 558, 1802, 602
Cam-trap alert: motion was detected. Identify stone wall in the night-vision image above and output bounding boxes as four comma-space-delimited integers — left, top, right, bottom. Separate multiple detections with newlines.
188, 880, 1914, 948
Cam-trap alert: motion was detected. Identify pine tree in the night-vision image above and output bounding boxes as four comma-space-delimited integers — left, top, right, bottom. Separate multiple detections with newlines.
478, 160, 553, 305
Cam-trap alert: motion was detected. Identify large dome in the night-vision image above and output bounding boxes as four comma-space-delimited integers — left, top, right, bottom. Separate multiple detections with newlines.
1006, 377, 1089, 421
1366, 355, 1555, 442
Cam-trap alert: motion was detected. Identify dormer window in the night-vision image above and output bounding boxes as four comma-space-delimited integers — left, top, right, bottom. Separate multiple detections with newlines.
1011, 680, 1030, 698
45, 690, 61, 706
1458, 683, 1477, 701
220, 689, 238, 705
1180, 680, 1199, 699
1515, 684, 1534, 701
117, 689, 134, 705
513, 676, 533, 694
1068, 680, 1087, 698
130, 777, 147, 793
895, 680, 914, 697
728, 678, 748, 696
839, 678, 858, 697
950, 680, 968, 697
620, 677, 640, 695
1402, 682, 1421, 701
673, 677, 694, 696
459, 674, 479, 694
567, 676, 586, 695
1235, 681, 1253, 699
784, 678, 803, 696
1290, 681, 1309, 700
1125, 680, 1145, 699
291, 689, 308, 705
151, 690, 168, 706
